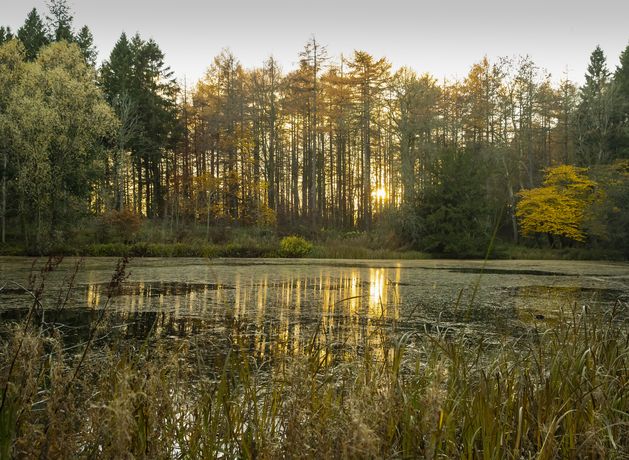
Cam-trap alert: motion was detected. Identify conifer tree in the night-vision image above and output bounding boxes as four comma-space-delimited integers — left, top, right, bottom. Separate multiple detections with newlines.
0, 27, 13, 45
613, 43, 629, 158
585, 46, 610, 93
406, 148, 490, 256
17, 9, 49, 61
76, 25, 97, 67
101, 33, 137, 210
576, 46, 615, 165
46, 0, 74, 42
101, 33, 179, 217
101, 33, 134, 100
347, 51, 391, 229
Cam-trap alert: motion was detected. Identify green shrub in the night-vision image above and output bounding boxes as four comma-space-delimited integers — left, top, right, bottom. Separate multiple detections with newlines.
279, 236, 313, 258
96, 209, 142, 243
219, 242, 275, 258
84, 243, 130, 256
80, 242, 221, 258
0, 244, 27, 256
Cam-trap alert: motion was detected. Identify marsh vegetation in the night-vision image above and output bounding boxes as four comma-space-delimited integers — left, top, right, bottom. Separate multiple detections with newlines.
1, 257, 628, 458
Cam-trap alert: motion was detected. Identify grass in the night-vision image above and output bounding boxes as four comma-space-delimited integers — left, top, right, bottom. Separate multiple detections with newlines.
494, 242, 627, 261
0, 241, 277, 258
310, 243, 429, 260
1, 258, 628, 458
4, 240, 623, 260
0, 237, 431, 259
0, 218, 626, 260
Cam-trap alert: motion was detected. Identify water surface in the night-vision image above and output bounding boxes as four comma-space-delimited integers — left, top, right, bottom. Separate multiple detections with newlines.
1, 257, 628, 363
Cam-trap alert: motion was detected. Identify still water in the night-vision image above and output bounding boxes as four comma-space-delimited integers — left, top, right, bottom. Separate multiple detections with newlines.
1, 257, 628, 362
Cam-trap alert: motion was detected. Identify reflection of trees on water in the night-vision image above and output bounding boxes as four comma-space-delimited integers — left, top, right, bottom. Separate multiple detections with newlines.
508, 285, 626, 324
4, 262, 625, 370
511, 286, 580, 324
79, 267, 404, 365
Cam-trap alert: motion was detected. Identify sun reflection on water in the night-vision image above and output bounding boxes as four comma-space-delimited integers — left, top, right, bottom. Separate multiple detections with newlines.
82, 265, 403, 364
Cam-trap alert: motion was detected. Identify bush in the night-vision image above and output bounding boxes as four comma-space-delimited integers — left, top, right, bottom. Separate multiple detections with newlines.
219, 242, 275, 258
84, 243, 130, 256
399, 148, 492, 257
0, 244, 27, 256
278, 236, 313, 258
96, 209, 142, 243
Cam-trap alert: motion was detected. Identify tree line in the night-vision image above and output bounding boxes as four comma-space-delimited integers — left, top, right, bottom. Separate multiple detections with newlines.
1, 1, 628, 255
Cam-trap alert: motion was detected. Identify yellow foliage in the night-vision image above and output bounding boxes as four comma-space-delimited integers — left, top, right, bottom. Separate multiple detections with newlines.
516, 165, 603, 243
542, 164, 596, 192
257, 204, 277, 227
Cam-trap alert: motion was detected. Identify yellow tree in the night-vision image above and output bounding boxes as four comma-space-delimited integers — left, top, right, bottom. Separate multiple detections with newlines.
462, 56, 502, 147
516, 165, 603, 244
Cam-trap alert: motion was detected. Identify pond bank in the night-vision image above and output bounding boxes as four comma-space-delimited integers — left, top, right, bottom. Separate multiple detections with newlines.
0, 241, 626, 260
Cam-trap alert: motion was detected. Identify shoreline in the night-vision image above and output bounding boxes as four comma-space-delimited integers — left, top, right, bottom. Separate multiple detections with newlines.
0, 242, 626, 262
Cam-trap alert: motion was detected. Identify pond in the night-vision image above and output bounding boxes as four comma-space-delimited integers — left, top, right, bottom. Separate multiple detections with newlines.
1, 257, 628, 365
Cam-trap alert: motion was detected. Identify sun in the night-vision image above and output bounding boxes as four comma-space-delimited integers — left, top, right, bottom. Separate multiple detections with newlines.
373, 188, 387, 200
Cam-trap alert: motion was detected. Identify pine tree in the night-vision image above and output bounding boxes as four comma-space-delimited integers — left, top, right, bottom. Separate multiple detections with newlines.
101, 33, 137, 211
101, 33, 134, 101
613, 43, 629, 158
101, 33, 179, 217
46, 0, 74, 42
407, 148, 490, 256
0, 27, 13, 45
576, 46, 615, 165
616, 44, 629, 99
76, 25, 97, 67
17, 9, 48, 61
584, 46, 610, 92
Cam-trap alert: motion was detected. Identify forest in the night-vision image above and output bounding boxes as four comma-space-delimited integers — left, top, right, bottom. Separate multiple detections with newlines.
1, 1, 629, 258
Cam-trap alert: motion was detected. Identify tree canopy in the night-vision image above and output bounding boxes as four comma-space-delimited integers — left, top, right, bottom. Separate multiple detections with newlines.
0, 2, 629, 257
0, 40, 116, 246
516, 165, 602, 244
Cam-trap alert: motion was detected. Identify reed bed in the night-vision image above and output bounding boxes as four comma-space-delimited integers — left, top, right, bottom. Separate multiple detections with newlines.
1, 258, 628, 459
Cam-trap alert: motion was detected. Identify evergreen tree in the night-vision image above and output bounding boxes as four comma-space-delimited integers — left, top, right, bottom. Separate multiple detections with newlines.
101, 33, 179, 217
613, 43, 629, 158
585, 46, 610, 93
17, 9, 49, 61
101, 33, 134, 100
402, 148, 491, 256
590, 161, 629, 256
76, 25, 97, 66
46, 0, 74, 42
0, 27, 13, 45
576, 46, 615, 165
616, 44, 629, 102
100, 34, 137, 211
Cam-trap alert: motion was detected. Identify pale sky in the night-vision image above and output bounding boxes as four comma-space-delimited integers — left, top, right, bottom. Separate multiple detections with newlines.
2, 0, 629, 86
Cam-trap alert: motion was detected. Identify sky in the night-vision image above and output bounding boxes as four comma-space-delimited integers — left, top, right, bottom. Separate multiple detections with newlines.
3, 0, 629, 86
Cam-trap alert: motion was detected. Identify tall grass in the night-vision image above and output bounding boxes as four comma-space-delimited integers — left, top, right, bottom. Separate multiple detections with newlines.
0, 260, 628, 458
